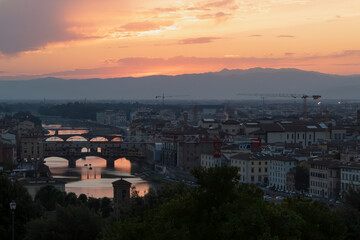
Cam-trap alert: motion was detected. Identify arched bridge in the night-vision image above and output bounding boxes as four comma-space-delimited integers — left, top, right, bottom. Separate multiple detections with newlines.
43, 138, 146, 168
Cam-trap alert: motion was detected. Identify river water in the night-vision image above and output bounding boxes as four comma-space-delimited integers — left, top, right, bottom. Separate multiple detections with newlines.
43, 125, 153, 198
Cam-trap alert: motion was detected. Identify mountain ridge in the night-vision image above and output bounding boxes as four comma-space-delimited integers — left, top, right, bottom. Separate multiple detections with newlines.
0, 68, 359, 100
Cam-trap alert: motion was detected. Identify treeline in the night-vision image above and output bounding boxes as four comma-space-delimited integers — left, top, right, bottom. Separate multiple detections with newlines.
2, 167, 360, 240
38, 102, 185, 120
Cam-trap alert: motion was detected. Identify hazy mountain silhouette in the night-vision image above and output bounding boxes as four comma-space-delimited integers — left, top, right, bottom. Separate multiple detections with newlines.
0, 68, 359, 100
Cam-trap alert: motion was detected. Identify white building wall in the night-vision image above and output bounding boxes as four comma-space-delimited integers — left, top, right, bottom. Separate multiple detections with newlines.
269, 160, 297, 191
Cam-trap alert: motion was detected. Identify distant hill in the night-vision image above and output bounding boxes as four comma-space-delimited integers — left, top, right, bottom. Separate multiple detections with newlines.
0, 68, 359, 100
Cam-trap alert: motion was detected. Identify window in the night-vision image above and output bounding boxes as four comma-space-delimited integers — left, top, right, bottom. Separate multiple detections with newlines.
251, 168, 254, 173
251, 176, 254, 182
265, 168, 268, 173
259, 168, 262, 173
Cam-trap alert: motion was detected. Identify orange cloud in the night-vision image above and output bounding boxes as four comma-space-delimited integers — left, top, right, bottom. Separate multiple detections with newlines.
277, 35, 296, 38
203, 0, 235, 8
178, 37, 221, 45
197, 11, 232, 22
2, 50, 358, 80
119, 20, 174, 32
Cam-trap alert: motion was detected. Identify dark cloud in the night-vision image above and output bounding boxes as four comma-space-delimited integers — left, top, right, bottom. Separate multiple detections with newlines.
0, 0, 91, 55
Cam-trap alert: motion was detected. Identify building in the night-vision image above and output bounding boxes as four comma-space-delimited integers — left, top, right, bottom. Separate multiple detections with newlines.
269, 156, 297, 191
20, 136, 44, 162
177, 141, 214, 171
221, 120, 240, 135
309, 160, 341, 199
0, 143, 14, 164
112, 178, 132, 215
286, 168, 296, 192
96, 110, 127, 127
230, 153, 270, 185
199, 119, 219, 129
341, 164, 360, 196
145, 143, 163, 165
249, 121, 330, 148
200, 153, 221, 169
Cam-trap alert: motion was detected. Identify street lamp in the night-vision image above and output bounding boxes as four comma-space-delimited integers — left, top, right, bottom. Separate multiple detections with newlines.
9, 200, 16, 240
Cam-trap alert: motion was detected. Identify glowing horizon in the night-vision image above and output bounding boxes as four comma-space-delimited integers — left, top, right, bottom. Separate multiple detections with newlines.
0, 0, 359, 79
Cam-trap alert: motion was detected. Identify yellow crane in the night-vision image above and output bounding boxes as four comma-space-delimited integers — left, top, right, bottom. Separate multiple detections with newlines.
237, 93, 321, 120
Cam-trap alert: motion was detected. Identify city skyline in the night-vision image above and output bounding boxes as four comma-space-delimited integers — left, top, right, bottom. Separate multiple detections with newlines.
0, 0, 359, 80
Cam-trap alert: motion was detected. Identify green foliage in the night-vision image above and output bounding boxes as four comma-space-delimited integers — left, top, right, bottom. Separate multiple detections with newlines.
12, 111, 42, 126
337, 187, 360, 239
25, 205, 102, 240
283, 197, 345, 240
35, 185, 66, 211
106, 166, 347, 240
294, 166, 309, 191
0, 176, 41, 240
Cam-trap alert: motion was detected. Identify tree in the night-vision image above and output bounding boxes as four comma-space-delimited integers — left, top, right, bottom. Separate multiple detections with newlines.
35, 185, 66, 211
0, 176, 41, 240
294, 166, 309, 192
283, 197, 345, 240
25, 205, 102, 240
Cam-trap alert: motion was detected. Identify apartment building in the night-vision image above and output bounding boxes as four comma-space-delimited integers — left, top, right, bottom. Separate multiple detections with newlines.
230, 153, 270, 185
269, 156, 297, 191
341, 164, 360, 195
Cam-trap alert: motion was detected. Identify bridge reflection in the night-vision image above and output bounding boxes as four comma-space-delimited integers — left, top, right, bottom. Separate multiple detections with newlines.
45, 156, 132, 174
44, 156, 150, 198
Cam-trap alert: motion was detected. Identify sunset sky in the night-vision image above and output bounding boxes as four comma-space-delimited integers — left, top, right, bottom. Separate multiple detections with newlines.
0, 0, 359, 79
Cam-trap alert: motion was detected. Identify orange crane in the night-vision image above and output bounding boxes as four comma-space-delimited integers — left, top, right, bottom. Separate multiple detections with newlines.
237, 93, 321, 120
155, 94, 189, 106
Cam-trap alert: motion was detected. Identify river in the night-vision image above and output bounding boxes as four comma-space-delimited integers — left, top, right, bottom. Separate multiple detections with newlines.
43, 125, 154, 199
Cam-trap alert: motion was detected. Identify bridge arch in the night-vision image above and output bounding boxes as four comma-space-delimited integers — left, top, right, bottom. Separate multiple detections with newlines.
90, 136, 108, 142
45, 136, 64, 142
66, 136, 88, 142
111, 137, 123, 142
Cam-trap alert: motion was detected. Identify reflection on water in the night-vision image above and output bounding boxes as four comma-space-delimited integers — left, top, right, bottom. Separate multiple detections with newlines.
115, 158, 131, 173
59, 130, 89, 135
45, 156, 151, 198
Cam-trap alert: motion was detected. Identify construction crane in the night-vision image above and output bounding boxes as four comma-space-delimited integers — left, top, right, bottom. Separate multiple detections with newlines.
155, 94, 189, 106
237, 93, 321, 120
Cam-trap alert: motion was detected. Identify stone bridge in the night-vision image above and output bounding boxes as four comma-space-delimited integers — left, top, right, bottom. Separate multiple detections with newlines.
43, 139, 146, 168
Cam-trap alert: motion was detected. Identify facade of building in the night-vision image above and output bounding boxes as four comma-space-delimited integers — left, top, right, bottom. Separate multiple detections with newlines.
20, 136, 44, 162
341, 164, 360, 195
221, 120, 240, 135
177, 141, 214, 171
269, 156, 297, 191
97, 110, 127, 127
230, 153, 270, 185
199, 119, 219, 129
309, 160, 341, 199
0, 143, 14, 163
200, 153, 221, 169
